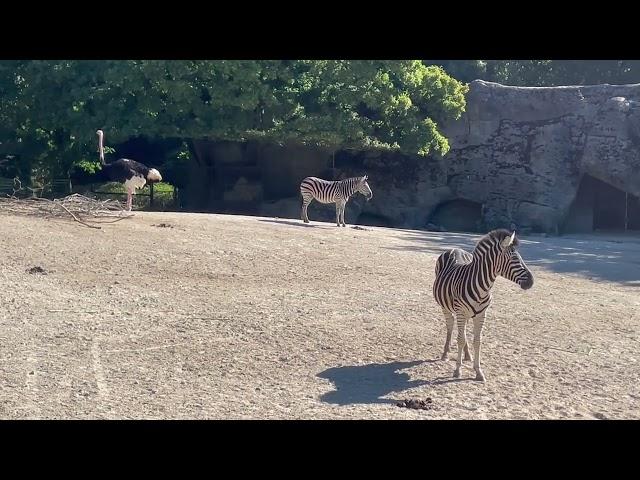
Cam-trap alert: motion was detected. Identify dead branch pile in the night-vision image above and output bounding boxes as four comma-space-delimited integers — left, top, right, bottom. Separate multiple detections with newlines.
0, 193, 133, 229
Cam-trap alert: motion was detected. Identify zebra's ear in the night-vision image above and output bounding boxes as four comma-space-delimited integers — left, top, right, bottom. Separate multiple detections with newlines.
501, 231, 516, 248
362, 175, 368, 181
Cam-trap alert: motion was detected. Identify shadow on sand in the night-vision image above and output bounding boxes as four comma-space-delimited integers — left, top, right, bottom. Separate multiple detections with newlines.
258, 218, 336, 229
317, 360, 473, 406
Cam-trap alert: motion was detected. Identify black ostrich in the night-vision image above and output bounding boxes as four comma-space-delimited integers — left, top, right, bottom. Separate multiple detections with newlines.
95, 129, 162, 211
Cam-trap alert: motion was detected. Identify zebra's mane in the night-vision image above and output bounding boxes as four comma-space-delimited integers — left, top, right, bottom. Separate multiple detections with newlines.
475, 229, 520, 249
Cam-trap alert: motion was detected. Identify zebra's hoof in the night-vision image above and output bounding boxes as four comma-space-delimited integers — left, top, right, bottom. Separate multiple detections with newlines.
475, 371, 486, 382
440, 353, 449, 361
453, 368, 461, 378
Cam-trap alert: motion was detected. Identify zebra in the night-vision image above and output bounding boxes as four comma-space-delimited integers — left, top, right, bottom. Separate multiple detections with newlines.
432, 229, 534, 382
300, 175, 373, 227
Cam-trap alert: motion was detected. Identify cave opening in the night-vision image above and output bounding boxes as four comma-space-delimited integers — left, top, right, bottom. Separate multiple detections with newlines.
563, 174, 640, 233
428, 199, 483, 233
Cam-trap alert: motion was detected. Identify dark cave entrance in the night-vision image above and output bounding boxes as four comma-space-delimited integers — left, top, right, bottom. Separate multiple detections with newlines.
428, 199, 483, 233
563, 174, 640, 233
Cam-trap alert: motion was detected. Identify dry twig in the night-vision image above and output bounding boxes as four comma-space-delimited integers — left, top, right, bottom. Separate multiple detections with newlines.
0, 192, 134, 229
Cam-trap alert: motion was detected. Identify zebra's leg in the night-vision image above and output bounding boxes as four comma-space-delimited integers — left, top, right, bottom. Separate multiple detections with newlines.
441, 310, 455, 361
464, 317, 473, 361
336, 200, 346, 227
453, 314, 469, 378
301, 197, 311, 223
472, 311, 487, 382
342, 202, 347, 228
464, 343, 473, 361
340, 200, 347, 227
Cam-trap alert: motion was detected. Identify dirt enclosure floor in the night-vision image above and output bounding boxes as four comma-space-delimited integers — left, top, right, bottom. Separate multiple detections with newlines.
1, 210, 639, 419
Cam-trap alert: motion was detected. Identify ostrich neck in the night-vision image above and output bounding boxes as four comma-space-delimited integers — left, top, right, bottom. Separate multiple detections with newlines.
98, 135, 105, 165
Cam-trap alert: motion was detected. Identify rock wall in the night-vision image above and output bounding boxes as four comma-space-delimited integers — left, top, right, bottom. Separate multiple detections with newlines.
438, 80, 640, 232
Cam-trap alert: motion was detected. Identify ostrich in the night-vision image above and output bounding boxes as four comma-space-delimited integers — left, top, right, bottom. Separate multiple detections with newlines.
95, 130, 162, 211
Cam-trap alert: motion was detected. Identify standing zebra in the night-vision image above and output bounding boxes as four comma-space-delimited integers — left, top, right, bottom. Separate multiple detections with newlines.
433, 229, 534, 382
300, 175, 373, 227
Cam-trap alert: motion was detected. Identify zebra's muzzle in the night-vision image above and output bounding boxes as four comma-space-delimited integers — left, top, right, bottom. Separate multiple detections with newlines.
520, 274, 534, 290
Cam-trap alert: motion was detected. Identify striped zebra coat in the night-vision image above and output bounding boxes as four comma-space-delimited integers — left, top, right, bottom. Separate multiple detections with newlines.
432, 229, 534, 381
300, 175, 373, 227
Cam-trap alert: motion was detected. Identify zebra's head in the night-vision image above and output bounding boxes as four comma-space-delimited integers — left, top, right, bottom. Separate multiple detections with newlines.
492, 230, 534, 290
357, 175, 373, 201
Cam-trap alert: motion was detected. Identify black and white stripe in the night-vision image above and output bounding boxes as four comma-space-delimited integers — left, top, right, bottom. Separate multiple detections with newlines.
432, 229, 534, 381
300, 175, 373, 226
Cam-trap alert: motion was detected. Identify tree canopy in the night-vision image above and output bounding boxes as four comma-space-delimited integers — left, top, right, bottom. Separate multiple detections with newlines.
0, 60, 469, 182
8, 59, 639, 186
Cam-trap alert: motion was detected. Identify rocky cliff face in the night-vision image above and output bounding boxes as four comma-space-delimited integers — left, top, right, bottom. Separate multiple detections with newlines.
436, 80, 640, 232
185, 80, 640, 233
334, 80, 640, 232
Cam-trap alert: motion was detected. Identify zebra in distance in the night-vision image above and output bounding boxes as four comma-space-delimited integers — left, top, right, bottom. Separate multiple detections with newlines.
300, 175, 373, 227
432, 229, 534, 382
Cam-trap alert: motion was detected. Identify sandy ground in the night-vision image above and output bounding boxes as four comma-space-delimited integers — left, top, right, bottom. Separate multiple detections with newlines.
0, 210, 638, 419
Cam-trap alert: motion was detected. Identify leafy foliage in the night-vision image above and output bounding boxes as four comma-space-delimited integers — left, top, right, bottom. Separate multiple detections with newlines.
0, 60, 469, 183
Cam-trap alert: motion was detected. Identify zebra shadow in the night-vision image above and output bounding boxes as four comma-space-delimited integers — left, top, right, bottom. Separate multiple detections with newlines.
258, 218, 333, 229
317, 360, 434, 406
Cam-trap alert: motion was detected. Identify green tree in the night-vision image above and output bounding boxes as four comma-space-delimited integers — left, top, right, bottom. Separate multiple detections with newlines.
0, 60, 469, 183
